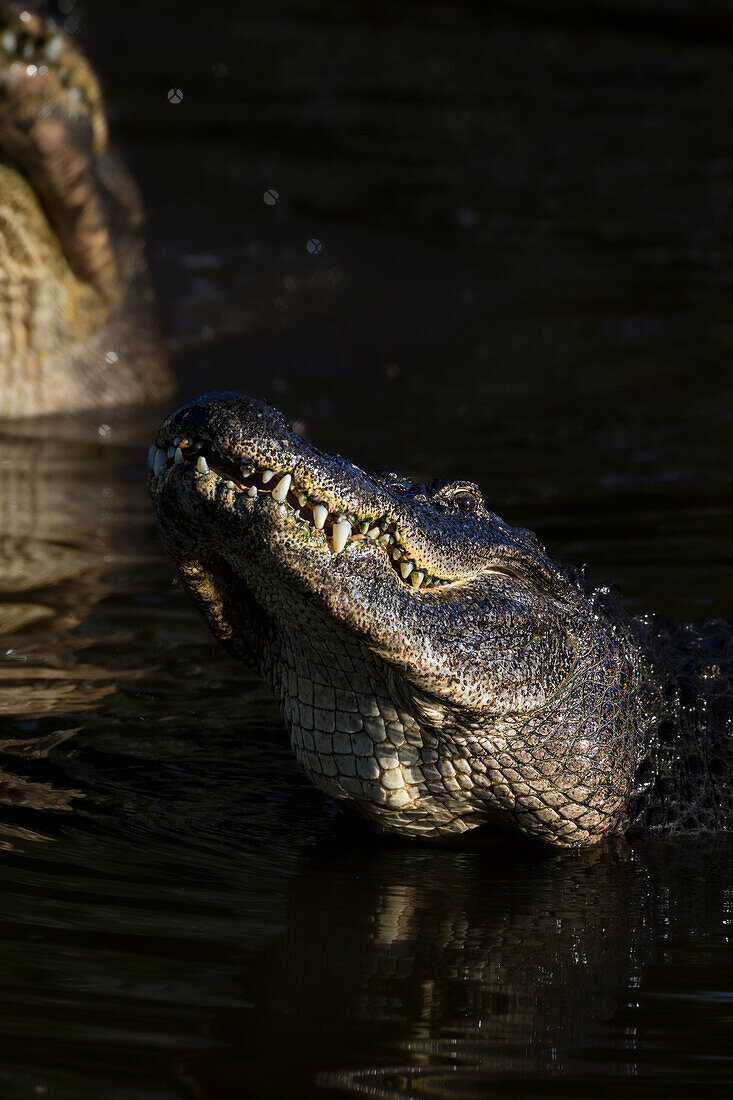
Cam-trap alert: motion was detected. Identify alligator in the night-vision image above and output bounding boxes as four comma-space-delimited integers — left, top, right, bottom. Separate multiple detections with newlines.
148, 392, 732, 848
0, 4, 173, 416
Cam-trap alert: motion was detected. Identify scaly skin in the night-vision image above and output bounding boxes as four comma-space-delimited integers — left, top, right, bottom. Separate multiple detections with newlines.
148, 392, 732, 847
0, 3, 173, 416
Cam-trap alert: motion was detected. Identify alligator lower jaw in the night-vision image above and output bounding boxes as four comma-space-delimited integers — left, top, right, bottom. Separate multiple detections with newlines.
148, 438, 469, 594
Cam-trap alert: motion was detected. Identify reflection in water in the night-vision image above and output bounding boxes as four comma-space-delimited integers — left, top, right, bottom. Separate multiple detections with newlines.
174, 834, 732, 1100
0, 413, 166, 830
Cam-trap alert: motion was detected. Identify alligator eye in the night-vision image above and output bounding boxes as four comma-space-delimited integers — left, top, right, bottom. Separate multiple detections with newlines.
432, 480, 484, 512
453, 491, 480, 512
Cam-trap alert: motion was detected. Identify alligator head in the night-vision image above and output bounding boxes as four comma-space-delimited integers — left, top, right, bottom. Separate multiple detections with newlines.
0, 3, 172, 416
148, 392, 662, 847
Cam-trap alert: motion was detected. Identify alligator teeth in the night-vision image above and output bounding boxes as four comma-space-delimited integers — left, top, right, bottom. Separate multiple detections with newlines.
153, 438, 452, 590
271, 473, 292, 503
312, 504, 328, 530
331, 519, 352, 553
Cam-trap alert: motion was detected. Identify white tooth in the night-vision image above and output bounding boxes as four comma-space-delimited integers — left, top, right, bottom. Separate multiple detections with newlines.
358, 521, 370, 534
44, 35, 62, 63
153, 448, 166, 476
312, 504, 328, 530
297, 492, 308, 508
174, 437, 182, 446
174, 447, 184, 465
331, 519, 352, 553
378, 533, 391, 545
2, 31, 17, 53
241, 466, 253, 478
366, 527, 380, 539
167, 446, 175, 459
400, 561, 414, 579
410, 571, 425, 589
391, 548, 403, 560
147, 445, 156, 471
247, 485, 258, 498
226, 480, 237, 490
271, 473, 292, 503
196, 455, 209, 475
261, 469, 275, 484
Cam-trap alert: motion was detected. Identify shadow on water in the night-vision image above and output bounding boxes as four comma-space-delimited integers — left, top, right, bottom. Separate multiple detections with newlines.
0, 0, 732, 1097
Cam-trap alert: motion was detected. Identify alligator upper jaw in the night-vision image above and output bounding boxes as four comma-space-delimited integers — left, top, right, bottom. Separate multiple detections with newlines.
0, 7, 120, 301
149, 395, 584, 717
149, 391, 490, 593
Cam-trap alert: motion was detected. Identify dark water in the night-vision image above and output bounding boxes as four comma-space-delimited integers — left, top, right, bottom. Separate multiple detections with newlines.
1, 2, 732, 1096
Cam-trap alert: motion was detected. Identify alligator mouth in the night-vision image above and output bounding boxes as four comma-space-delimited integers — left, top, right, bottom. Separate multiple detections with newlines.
0, 11, 106, 153
147, 437, 475, 592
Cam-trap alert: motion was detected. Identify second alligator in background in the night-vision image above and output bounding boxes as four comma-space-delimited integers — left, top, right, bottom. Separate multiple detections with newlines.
0, 3, 172, 417
148, 392, 732, 848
